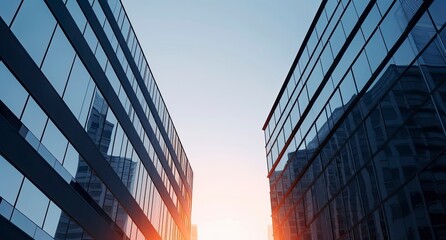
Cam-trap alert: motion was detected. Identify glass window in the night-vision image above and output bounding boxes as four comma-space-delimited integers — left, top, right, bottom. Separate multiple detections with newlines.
92, 1, 106, 26
365, 30, 387, 72
41, 26, 76, 95
0, 0, 21, 26
391, 37, 417, 66
0, 155, 24, 204
66, 0, 87, 31
21, 98, 48, 139
429, 1, 446, 30
352, 50, 372, 91
62, 144, 80, 177
365, 106, 387, 154
379, 2, 406, 50
339, 71, 358, 107
418, 154, 446, 238
11, 209, 37, 236
376, 0, 392, 14
63, 57, 93, 120
0, 62, 28, 117
342, 1, 359, 37
358, 162, 380, 213
11, 0, 56, 66
15, 179, 50, 227
41, 120, 68, 163
83, 24, 98, 53
95, 44, 107, 71
361, 4, 382, 40
42, 201, 62, 237
330, 23, 346, 56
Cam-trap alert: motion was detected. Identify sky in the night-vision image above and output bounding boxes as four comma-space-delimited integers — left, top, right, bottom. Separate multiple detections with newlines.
122, 1, 320, 240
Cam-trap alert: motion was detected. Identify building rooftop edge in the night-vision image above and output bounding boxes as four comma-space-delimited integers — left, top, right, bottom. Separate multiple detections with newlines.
262, 0, 328, 131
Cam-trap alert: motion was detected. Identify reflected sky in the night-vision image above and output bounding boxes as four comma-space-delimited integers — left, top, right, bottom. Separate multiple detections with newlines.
122, 1, 320, 240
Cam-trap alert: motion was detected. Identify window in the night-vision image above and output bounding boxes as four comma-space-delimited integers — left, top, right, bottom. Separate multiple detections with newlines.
41, 26, 76, 95
11, 0, 56, 66
0, 62, 28, 117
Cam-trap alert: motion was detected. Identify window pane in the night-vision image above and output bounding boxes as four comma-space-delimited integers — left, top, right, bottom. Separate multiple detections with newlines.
0, 61, 28, 117
21, 98, 48, 139
41, 120, 68, 163
41, 26, 76, 95
43, 201, 62, 237
429, 1, 446, 30
15, 179, 50, 227
11, 0, 56, 65
65, 0, 87, 32
0, 0, 21, 26
0, 155, 24, 204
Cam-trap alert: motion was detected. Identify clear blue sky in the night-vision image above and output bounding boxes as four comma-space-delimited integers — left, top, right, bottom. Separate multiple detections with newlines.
122, 1, 320, 239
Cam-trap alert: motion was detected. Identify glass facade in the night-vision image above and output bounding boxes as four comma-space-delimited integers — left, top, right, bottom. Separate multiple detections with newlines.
0, 0, 192, 239
263, 0, 446, 239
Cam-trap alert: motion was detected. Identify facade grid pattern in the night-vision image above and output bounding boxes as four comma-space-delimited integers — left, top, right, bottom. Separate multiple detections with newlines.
0, 0, 193, 239
263, 0, 446, 239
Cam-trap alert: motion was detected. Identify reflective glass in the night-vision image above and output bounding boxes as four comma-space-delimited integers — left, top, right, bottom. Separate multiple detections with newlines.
365, 30, 387, 72
342, 1, 359, 37
429, 1, 446, 30
62, 144, 80, 177
42, 202, 62, 237
41, 26, 76, 95
384, 180, 433, 239
15, 179, 50, 227
0, 62, 28, 117
66, 0, 87, 31
11, 209, 37, 236
41, 120, 68, 162
339, 71, 357, 107
330, 23, 346, 56
63, 57, 95, 125
379, 2, 406, 49
11, 0, 56, 65
83, 24, 98, 52
361, 4, 381, 40
352, 51, 372, 91
0, 155, 23, 204
418, 154, 446, 238
21, 98, 48, 139
0, 0, 21, 26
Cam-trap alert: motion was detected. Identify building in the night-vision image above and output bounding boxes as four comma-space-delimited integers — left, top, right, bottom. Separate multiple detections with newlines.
263, 1, 446, 239
0, 0, 193, 240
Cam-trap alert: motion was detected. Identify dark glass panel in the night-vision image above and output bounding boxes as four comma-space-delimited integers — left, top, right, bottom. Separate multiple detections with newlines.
429, 0, 446, 30
418, 154, 446, 239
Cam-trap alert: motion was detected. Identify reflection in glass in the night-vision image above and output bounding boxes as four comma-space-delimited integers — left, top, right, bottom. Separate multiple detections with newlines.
268, 11, 446, 238
55, 93, 136, 239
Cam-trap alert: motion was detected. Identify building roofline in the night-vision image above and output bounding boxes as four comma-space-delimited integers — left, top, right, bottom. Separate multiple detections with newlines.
262, 0, 327, 131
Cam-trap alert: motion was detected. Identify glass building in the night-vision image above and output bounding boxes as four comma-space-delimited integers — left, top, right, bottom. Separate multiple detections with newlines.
0, 0, 193, 239
263, 0, 446, 239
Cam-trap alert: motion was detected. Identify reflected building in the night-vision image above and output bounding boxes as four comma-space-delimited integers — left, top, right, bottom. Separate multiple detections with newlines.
263, 1, 446, 239
0, 0, 193, 240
